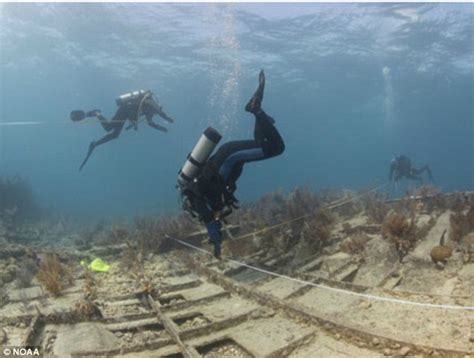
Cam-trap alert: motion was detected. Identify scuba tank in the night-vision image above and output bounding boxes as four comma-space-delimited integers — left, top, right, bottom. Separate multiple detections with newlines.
115, 90, 150, 106
178, 127, 222, 186
177, 127, 239, 221
116, 90, 155, 124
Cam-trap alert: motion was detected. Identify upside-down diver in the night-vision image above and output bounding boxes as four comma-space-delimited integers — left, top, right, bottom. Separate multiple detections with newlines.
71, 90, 174, 170
177, 70, 285, 258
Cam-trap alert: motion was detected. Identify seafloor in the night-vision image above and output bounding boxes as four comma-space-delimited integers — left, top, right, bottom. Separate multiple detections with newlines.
0, 186, 473, 357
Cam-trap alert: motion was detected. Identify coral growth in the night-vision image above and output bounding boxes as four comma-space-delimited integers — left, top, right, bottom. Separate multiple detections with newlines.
36, 254, 74, 296
449, 205, 474, 243
227, 187, 338, 259
82, 266, 97, 299
383, 213, 412, 238
131, 215, 197, 254
382, 211, 417, 262
287, 187, 321, 220
120, 241, 157, 296
230, 187, 321, 239
460, 232, 474, 263
362, 192, 389, 224
340, 234, 370, 255
73, 298, 103, 321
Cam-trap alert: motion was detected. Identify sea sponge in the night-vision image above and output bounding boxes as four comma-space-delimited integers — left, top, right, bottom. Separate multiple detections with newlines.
430, 246, 453, 265
430, 229, 452, 265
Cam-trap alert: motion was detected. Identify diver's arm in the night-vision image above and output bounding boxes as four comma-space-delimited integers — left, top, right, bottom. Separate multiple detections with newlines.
146, 114, 168, 132
154, 105, 174, 123
191, 197, 222, 259
190, 196, 214, 224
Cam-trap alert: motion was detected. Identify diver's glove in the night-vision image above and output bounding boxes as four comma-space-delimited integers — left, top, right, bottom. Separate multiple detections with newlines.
206, 220, 222, 259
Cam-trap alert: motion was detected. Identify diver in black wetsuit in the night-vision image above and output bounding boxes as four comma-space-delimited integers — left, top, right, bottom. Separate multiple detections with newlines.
177, 70, 285, 259
71, 90, 174, 170
389, 155, 434, 183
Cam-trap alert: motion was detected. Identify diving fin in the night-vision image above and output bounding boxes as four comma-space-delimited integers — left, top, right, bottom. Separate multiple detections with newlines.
71, 109, 101, 122
245, 69, 265, 114
70, 110, 86, 122
79, 141, 96, 171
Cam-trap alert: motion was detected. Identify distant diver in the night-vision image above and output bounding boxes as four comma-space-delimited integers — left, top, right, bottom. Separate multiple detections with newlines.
177, 70, 285, 259
71, 90, 174, 170
389, 155, 434, 183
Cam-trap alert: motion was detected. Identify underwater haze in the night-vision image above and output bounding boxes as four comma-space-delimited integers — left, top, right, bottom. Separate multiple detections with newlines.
0, 3, 472, 219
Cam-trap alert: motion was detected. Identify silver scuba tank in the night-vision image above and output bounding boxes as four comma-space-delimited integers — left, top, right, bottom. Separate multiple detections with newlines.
116, 90, 149, 106
178, 127, 222, 186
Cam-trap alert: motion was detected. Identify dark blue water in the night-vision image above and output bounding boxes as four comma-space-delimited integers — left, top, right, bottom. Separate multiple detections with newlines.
0, 3, 472, 219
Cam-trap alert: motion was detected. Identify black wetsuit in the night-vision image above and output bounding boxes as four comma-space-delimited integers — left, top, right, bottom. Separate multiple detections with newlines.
79, 98, 171, 170
94, 103, 138, 147
184, 109, 284, 257
389, 155, 433, 183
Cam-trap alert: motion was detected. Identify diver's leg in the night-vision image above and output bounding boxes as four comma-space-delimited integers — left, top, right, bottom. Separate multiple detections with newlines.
413, 165, 434, 182
244, 69, 284, 157
253, 110, 285, 157
211, 113, 285, 182
210, 140, 261, 168
94, 124, 124, 147
99, 106, 128, 132
79, 122, 124, 171
245, 69, 265, 114
406, 171, 423, 184
96, 114, 117, 132
209, 67, 284, 182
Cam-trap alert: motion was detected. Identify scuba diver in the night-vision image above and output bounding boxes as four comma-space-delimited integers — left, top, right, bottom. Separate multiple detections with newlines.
177, 70, 285, 259
389, 155, 434, 183
71, 90, 174, 170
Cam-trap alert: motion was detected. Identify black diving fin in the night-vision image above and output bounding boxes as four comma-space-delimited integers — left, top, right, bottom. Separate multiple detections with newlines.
70, 110, 86, 122
245, 69, 265, 114
71, 109, 100, 122
79, 141, 96, 171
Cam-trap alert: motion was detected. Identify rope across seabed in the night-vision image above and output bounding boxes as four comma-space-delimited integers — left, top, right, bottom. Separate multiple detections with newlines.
167, 182, 474, 311
168, 236, 474, 311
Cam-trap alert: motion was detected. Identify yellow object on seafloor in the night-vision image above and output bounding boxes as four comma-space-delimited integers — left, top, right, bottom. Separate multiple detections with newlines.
80, 258, 110, 272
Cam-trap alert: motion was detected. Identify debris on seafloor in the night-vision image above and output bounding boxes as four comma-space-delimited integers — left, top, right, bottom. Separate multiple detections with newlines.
0, 186, 473, 357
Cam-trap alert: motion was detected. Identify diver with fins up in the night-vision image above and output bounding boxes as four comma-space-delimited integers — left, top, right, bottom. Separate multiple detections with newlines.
176, 70, 285, 259
71, 90, 174, 170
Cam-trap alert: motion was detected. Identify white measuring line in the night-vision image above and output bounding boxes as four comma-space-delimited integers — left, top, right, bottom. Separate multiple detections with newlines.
0, 121, 45, 126
170, 237, 474, 311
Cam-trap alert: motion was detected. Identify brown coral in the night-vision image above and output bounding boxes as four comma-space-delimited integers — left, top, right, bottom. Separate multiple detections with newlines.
74, 298, 102, 320
382, 213, 412, 239
450, 205, 474, 242
382, 212, 417, 262
363, 192, 389, 224
36, 254, 73, 296
340, 234, 370, 254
